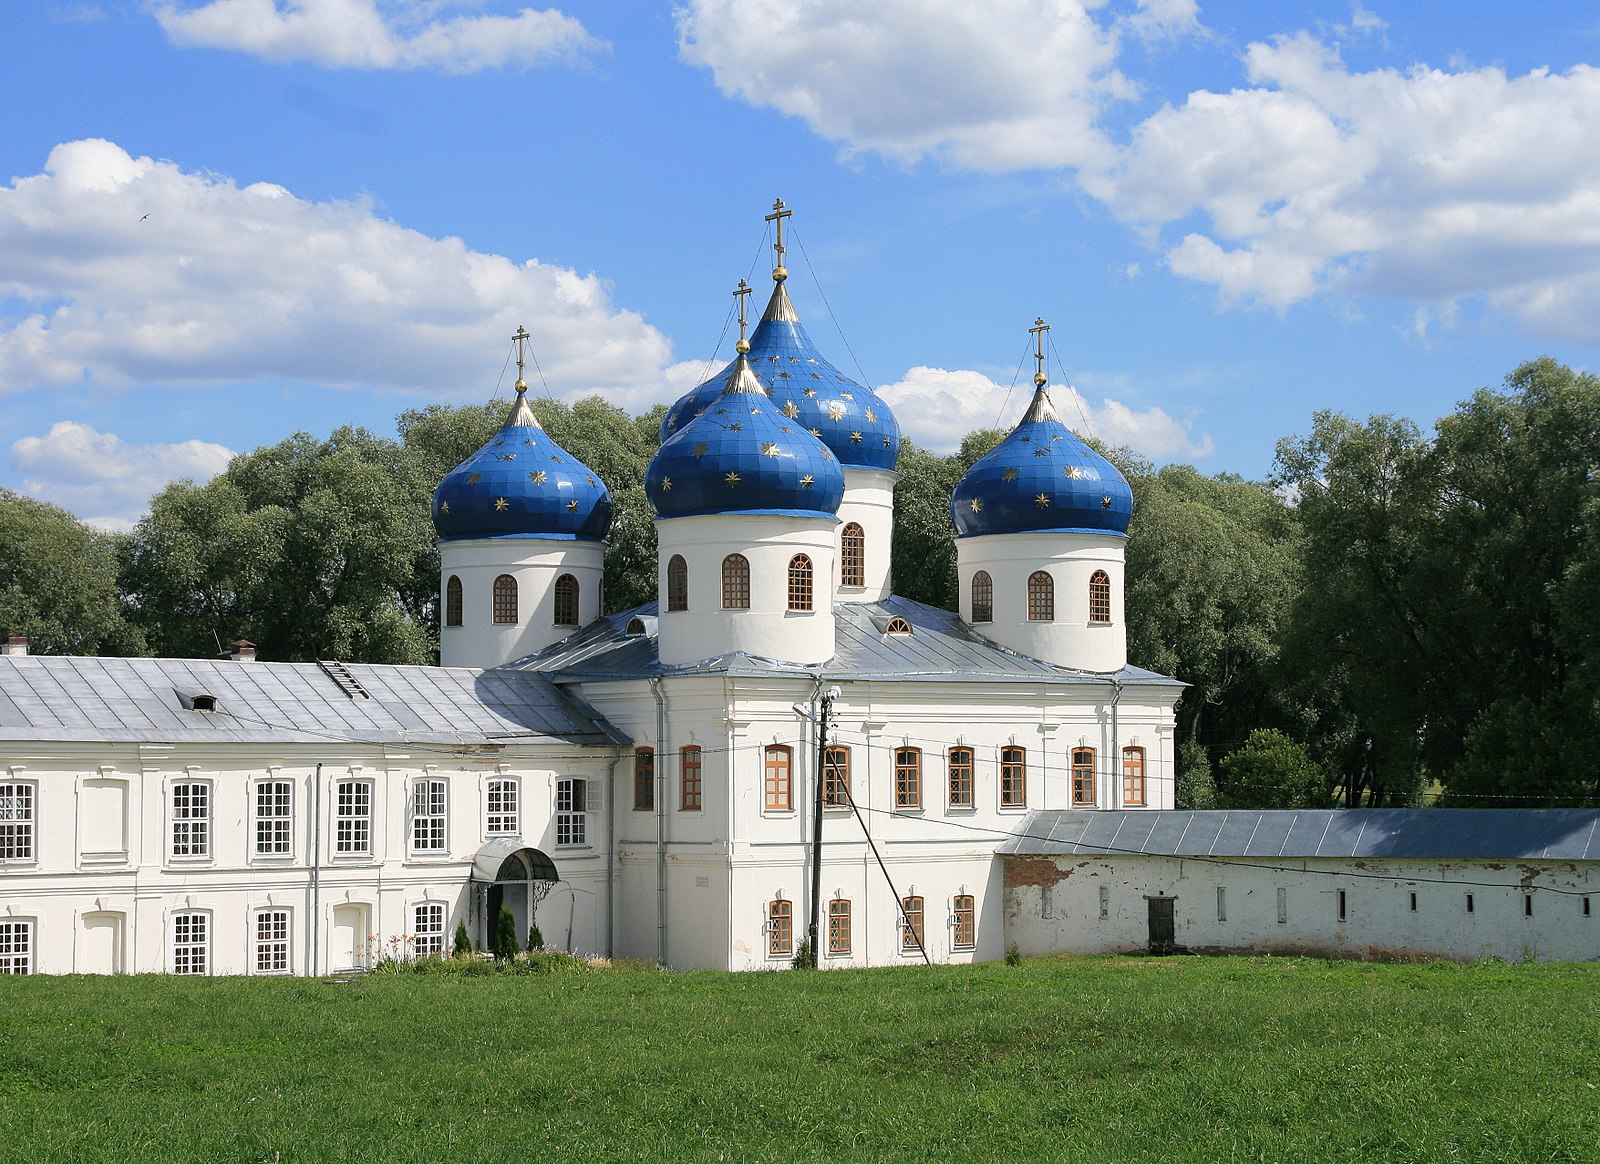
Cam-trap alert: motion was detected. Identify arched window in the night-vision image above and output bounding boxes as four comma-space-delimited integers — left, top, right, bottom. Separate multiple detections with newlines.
768, 899, 792, 958
666, 555, 688, 612
823, 745, 850, 807
1001, 745, 1026, 807
901, 895, 925, 953
828, 897, 851, 955
947, 746, 974, 808
553, 573, 579, 627
1122, 746, 1146, 806
445, 576, 462, 627
1089, 569, 1111, 624
1072, 747, 1096, 807
492, 574, 517, 624
1027, 571, 1054, 622
841, 523, 865, 588
788, 554, 813, 612
971, 570, 993, 624
722, 553, 750, 609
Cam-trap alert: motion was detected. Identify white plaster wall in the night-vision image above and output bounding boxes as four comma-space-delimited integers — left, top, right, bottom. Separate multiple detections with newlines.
439, 537, 604, 669
1004, 855, 1600, 963
957, 530, 1127, 672
837, 467, 898, 603
0, 744, 611, 975
655, 513, 838, 666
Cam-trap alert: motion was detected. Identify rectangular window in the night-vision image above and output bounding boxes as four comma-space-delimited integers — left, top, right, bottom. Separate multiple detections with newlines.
486, 778, 519, 835
768, 899, 792, 958
172, 912, 209, 975
411, 779, 447, 853
0, 783, 35, 862
1337, 889, 1348, 922
828, 898, 851, 955
680, 746, 703, 811
1001, 746, 1027, 808
1276, 887, 1288, 924
901, 895, 925, 953
255, 779, 292, 856
633, 748, 655, 812
1409, 891, 1418, 913
1071, 748, 1095, 807
1466, 893, 1475, 915
1217, 887, 1227, 923
556, 779, 587, 847
1584, 896, 1592, 918
254, 910, 290, 973
413, 903, 445, 957
764, 746, 792, 812
952, 895, 976, 950
823, 746, 850, 808
0, 919, 33, 975
895, 747, 922, 809
171, 783, 210, 859
1121, 746, 1146, 806
947, 747, 974, 808
1524, 894, 1534, 918
335, 780, 372, 855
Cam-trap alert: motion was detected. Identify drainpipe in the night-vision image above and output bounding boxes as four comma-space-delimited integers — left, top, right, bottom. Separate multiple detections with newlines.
650, 677, 668, 964
1109, 679, 1124, 807
604, 744, 624, 958
310, 763, 322, 976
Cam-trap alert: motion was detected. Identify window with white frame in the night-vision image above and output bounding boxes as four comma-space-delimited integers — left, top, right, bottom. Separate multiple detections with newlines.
254, 909, 290, 973
335, 780, 372, 855
171, 912, 209, 974
768, 899, 792, 958
0, 919, 33, 974
413, 902, 446, 957
556, 778, 587, 846
0, 783, 35, 862
411, 779, 448, 853
171, 783, 210, 859
486, 778, 520, 835
255, 779, 292, 856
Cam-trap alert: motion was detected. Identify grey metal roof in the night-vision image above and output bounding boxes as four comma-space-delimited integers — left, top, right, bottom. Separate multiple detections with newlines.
516, 597, 1184, 688
0, 655, 624, 746
998, 809, 1600, 861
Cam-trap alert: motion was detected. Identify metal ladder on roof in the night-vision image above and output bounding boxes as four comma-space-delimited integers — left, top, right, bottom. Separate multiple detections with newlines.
317, 658, 371, 700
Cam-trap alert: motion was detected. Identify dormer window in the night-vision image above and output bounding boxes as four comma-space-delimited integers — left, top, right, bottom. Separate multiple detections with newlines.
625, 617, 648, 636
884, 617, 912, 636
191, 695, 216, 712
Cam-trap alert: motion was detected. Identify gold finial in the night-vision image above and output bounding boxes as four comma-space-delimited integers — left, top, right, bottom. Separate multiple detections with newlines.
512, 325, 530, 393
734, 279, 753, 354
765, 197, 792, 283
1030, 316, 1050, 388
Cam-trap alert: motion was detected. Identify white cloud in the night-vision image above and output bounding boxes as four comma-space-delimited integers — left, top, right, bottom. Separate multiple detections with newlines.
0, 139, 674, 410
153, 0, 603, 73
877, 366, 1213, 461
675, 0, 1134, 172
1087, 35, 1600, 342
1120, 0, 1201, 44
10, 421, 235, 530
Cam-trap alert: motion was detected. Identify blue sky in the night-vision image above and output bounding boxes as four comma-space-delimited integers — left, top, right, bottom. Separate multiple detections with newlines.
4, 0, 1600, 528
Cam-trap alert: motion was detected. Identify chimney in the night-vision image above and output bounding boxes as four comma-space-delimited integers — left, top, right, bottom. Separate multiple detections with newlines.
230, 639, 257, 663
2, 636, 27, 657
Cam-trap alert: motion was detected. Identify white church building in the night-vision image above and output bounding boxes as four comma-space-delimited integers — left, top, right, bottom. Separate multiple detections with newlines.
6, 206, 1588, 976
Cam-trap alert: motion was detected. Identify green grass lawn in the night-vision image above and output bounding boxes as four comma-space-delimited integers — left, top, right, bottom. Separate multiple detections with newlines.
1, 955, 1596, 1163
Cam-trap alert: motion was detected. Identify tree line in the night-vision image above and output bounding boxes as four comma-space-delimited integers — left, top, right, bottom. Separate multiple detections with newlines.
3, 358, 1596, 809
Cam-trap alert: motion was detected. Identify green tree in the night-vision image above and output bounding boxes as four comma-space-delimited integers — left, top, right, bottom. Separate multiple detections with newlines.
0, 490, 144, 655
890, 430, 1003, 610
452, 920, 472, 957
1218, 728, 1330, 809
493, 907, 519, 962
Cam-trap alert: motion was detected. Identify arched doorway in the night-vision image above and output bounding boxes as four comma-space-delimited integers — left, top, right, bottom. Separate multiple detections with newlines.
472, 841, 559, 952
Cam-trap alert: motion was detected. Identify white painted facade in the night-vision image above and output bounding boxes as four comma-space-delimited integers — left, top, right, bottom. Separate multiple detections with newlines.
1003, 853, 1599, 963
836, 468, 898, 602
439, 537, 604, 669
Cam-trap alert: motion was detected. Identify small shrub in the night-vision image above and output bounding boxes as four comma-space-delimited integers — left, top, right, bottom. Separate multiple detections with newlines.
793, 936, 815, 970
522, 949, 588, 975
1005, 942, 1022, 967
452, 920, 471, 957
527, 921, 544, 951
493, 907, 519, 962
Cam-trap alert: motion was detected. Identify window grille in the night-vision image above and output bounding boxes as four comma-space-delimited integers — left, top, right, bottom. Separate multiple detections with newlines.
1089, 569, 1112, 623
445, 575, 462, 627
947, 747, 974, 808
823, 746, 850, 807
1001, 746, 1027, 807
952, 895, 976, 950
1071, 748, 1095, 807
722, 554, 750, 609
255, 780, 292, 856
492, 574, 517, 624
901, 896, 925, 953
828, 898, 851, 955
841, 523, 865, 588
788, 553, 813, 612
895, 747, 922, 809
666, 555, 688, 612
768, 900, 792, 957
680, 746, 703, 811
1027, 571, 1054, 621
971, 571, 993, 623
553, 573, 579, 627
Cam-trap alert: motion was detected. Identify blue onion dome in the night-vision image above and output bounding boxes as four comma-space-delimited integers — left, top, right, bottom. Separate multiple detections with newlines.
950, 384, 1132, 538
660, 280, 900, 471
433, 381, 612, 541
646, 351, 845, 520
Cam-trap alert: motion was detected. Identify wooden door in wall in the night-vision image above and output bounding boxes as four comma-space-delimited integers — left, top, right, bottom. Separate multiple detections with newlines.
1146, 896, 1176, 954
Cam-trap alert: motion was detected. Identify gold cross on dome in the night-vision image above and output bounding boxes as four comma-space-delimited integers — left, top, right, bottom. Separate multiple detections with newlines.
733, 279, 753, 352
512, 325, 530, 392
765, 197, 792, 282
1029, 316, 1050, 388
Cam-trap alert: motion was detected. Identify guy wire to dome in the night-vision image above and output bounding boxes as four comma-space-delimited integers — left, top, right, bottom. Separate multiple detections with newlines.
432, 325, 612, 542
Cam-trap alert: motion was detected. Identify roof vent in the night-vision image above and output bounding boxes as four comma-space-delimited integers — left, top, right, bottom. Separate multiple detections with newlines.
317, 658, 371, 700
625, 617, 648, 636
2, 636, 27, 657
176, 690, 218, 712
884, 617, 913, 636
229, 639, 257, 662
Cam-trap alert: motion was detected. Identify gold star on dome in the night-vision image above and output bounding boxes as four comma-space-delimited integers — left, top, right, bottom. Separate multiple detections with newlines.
1050, 434, 1062, 442
800, 474, 815, 488
1020, 436, 1031, 443
865, 408, 877, 424
586, 476, 596, 486
883, 436, 892, 447
494, 497, 509, 511
782, 402, 801, 419
762, 442, 781, 457
692, 443, 709, 458
778, 371, 792, 379
466, 472, 482, 485
751, 407, 760, 414
715, 408, 727, 415
809, 427, 822, 437
523, 439, 536, 446
850, 431, 862, 444
566, 500, 579, 512
494, 440, 505, 447
804, 387, 817, 396
439, 500, 449, 513
840, 391, 854, 401
1065, 465, 1083, 480
826, 402, 845, 420
768, 355, 780, 363
780, 426, 792, 434
810, 372, 823, 380
497, 453, 516, 462
789, 356, 801, 363
726, 472, 741, 487
1035, 494, 1051, 508
1034, 448, 1049, 457
1101, 496, 1113, 509
530, 470, 547, 485
660, 477, 671, 491
970, 498, 983, 512
807, 357, 818, 364
728, 423, 743, 432
1002, 468, 1018, 482
551, 455, 563, 463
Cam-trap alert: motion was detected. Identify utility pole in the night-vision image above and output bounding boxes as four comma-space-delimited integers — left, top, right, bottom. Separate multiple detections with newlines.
807, 685, 837, 965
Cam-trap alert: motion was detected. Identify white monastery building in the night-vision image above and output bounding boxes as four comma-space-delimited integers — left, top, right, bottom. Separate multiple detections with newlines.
2, 206, 1594, 975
